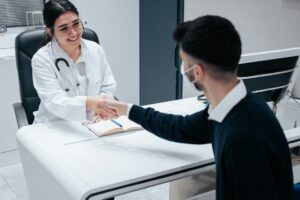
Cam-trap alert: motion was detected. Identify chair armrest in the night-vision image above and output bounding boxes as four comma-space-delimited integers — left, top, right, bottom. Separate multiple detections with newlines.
13, 102, 29, 129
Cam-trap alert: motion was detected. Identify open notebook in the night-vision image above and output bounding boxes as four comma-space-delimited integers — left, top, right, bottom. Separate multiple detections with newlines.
85, 116, 143, 136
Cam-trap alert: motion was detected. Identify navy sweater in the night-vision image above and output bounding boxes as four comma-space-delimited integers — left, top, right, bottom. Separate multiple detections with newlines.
129, 93, 295, 200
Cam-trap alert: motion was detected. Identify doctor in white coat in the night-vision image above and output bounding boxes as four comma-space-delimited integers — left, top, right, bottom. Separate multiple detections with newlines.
32, 0, 117, 124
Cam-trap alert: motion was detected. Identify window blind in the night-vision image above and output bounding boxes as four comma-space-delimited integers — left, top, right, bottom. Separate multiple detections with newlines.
0, 0, 44, 27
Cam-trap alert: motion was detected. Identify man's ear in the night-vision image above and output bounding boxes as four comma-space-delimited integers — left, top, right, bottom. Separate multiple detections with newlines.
194, 64, 205, 80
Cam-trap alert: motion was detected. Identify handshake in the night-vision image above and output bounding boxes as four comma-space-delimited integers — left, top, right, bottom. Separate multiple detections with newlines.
87, 96, 129, 123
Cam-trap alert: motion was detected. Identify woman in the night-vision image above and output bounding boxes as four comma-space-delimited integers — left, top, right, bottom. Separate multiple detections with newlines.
32, 0, 117, 123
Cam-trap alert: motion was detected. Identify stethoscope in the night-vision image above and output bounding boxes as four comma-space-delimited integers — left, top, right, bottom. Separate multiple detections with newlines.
52, 43, 81, 93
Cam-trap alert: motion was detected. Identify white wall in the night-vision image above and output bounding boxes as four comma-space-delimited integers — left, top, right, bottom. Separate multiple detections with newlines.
183, 0, 300, 98
185, 0, 300, 54
74, 0, 140, 104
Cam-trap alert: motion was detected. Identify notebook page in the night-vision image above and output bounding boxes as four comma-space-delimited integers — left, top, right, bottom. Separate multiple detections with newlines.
115, 116, 142, 131
86, 120, 123, 136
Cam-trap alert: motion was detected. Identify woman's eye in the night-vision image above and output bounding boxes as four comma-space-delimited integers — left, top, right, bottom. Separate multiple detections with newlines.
73, 22, 80, 28
60, 27, 68, 32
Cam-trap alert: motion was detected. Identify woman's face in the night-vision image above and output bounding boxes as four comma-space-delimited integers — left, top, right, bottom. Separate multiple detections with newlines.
52, 11, 83, 50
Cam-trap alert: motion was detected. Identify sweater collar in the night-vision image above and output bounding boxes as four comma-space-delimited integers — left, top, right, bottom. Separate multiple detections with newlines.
208, 80, 247, 123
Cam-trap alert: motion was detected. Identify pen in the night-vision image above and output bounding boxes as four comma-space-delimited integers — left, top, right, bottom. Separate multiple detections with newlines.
111, 119, 123, 128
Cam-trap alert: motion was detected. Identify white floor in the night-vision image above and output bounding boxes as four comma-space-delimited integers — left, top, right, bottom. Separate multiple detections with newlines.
0, 163, 28, 200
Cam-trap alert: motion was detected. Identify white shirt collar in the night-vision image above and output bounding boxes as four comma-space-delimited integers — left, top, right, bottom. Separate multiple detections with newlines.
51, 38, 85, 64
208, 80, 247, 123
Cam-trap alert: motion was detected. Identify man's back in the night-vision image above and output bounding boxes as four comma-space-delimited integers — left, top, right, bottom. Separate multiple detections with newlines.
212, 93, 295, 200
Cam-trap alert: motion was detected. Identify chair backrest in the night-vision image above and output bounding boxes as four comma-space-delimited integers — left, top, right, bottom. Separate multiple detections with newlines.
15, 28, 99, 124
237, 48, 300, 111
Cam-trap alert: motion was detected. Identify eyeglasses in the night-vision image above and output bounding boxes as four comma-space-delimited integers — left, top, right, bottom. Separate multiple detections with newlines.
54, 19, 83, 34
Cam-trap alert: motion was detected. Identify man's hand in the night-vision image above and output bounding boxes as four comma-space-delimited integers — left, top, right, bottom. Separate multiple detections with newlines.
94, 99, 128, 120
105, 100, 128, 117
92, 98, 118, 120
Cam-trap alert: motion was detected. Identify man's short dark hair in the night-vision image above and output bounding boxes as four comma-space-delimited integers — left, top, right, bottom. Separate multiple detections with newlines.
173, 15, 242, 73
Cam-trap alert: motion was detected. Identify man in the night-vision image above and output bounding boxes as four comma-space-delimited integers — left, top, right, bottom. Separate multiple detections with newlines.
96, 15, 295, 199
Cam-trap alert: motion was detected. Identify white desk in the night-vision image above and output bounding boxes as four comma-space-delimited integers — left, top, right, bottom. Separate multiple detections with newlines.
17, 97, 215, 200
17, 97, 300, 200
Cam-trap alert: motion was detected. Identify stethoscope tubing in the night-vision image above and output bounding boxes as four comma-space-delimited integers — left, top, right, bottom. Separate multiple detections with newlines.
51, 42, 80, 92
55, 58, 69, 71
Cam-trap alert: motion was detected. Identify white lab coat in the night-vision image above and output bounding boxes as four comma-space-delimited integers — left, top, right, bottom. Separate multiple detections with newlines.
32, 38, 116, 123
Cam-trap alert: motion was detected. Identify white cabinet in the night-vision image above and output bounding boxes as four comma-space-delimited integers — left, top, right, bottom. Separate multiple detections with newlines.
0, 55, 20, 154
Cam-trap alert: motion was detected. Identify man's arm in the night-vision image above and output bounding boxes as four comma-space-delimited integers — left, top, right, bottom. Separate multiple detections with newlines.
128, 104, 211, 144
94, 100, 211, 144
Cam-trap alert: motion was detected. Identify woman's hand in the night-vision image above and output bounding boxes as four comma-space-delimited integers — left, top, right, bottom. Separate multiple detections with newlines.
94, 99, 128, 121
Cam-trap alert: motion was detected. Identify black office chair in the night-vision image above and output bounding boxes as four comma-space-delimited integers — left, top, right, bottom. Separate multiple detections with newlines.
238, 53, 299, 113
13, 28, 100, 128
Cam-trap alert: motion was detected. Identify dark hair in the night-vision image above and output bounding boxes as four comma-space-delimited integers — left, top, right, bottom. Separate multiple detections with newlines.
173, 15, 242, 74
43, 0, 79, 44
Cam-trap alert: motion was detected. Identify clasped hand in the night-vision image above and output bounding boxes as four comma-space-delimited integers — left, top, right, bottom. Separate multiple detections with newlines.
91, 98, 128, 123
